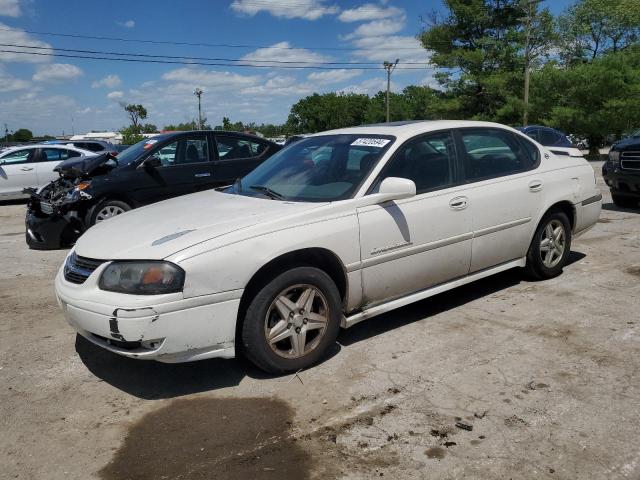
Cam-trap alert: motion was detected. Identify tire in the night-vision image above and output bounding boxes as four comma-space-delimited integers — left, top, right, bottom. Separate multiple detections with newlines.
612, 194, 638, 209
88, 199, 131, 226
524, 211, 572, 280
241, 267, 341, 374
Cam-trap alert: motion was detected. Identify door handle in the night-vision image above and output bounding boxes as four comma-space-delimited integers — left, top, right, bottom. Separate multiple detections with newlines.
449, 196, 468, 210
21, 167, 34, 171
529, 180, 543, 192
194, 173, 211, 178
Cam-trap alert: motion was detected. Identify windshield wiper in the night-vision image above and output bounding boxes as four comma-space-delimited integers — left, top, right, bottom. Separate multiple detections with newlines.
249, 185, 286, 200
233, 177, 243, 192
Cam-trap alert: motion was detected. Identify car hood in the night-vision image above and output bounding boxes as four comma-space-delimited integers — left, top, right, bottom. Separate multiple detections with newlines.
54, 152, 109, 178
613, 136, 640, 150
73, 190, 327, 260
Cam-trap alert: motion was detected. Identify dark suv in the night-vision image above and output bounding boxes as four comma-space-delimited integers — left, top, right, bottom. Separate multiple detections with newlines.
603, 129, 640, 208
26, 130, 281, 249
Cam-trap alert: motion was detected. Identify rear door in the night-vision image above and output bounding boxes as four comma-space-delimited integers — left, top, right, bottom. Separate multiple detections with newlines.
454, 127, 543, 272
0, 148, 38, 196
212, 134, 272, 186
36, 148, 82, 185
130, 133, 214, 204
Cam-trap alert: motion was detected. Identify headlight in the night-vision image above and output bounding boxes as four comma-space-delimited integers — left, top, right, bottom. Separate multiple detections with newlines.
75, 181, 91, 191
608, 150, 620, 167
99, 261, 185, 295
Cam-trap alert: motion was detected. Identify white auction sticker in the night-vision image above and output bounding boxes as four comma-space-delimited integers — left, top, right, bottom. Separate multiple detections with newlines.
351, 138, 391, 148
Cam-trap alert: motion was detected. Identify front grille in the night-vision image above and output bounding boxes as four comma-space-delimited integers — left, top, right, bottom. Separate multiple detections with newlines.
63, 252, 105, 284
40, 202, 53, 215
621, 151, 640, 170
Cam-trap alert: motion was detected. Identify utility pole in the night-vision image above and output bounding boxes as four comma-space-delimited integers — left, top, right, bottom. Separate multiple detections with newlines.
383, 59, 399, 123
3, 124, 8, 146
194, 88, 204, 130
520, 0, 543, 126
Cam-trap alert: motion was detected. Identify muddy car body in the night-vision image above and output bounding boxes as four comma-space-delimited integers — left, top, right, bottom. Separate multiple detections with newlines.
26, 130, 281, 249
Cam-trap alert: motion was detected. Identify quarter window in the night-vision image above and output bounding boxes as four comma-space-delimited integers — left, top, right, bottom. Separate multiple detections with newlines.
376, 131, 456, 194
216, 136, 266, 160
42, 149, 79, 161
460, 129, 533, 181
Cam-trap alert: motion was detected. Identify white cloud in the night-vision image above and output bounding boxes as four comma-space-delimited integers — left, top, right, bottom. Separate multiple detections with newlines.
351, 35, 428, 64
77, 107, 92, 115
117, 19, 135, 28
0, 93, 77, 133
0, 0, 21, 17
106, 90, 124, 100
338, 77, 397, 95
92, 74, 121, 88
0, 65, 28, 91
32, 63, 83, 83
338, 3, 403, 22
307, 69, 361, 85
343, 16, 406, 39
0, 22, 52, 63
162, 68, 260, 90
230, 0, 338, 20
241, 41, 330, 67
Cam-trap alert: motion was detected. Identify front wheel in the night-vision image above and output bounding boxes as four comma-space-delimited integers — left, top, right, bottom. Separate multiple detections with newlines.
241, 267, 341, 373
88, 199, 131, 226
524, 211, 572, 280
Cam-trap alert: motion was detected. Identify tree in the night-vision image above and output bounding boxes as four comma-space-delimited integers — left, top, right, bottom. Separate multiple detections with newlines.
12, 128, 33, 142
286, 93, 370, 132
120, 126, 144, 145
122, 104, 147, 131
558, 0, 640, 63
141, 123, 157, 133
530, 47, 640, 155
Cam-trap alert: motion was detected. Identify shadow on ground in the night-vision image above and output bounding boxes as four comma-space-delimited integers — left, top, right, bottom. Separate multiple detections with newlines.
0, 199, 28, 206
77, 251, 587, 398
602, 202, 640, 213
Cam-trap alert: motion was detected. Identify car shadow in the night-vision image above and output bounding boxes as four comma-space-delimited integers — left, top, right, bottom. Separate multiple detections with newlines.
339, 251, 586, 347
75, 334, 342, 400
0, 198, 28, 206
601, 202, 639, 213
75, 253, 585, 399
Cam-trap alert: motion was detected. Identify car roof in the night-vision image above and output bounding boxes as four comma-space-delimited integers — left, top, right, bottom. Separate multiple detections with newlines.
1, 144, 95, 154
157, 130, 277, 144
312, 120, 524, 142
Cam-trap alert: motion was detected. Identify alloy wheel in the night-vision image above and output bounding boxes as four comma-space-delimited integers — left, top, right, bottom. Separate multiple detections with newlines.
264, 284, 329, 359
539, 219, 566, 268
95, 205, 125, 223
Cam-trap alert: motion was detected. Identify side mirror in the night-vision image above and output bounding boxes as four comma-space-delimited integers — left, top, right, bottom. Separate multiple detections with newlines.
0, 159, 5, 166
144, 156, 162, 169
374, 177, 416, 203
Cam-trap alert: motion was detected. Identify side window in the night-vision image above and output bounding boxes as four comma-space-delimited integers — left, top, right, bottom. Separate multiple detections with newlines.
66, 149, 81, 158
153, 137, 209, 167
378, 131, 456, 194
216, 136, 265, 160
460, 129, 532, 181
0, 148, 34, 165
525, 129, 540, 142
42, 149, 74, 162
540, 129, 558, 146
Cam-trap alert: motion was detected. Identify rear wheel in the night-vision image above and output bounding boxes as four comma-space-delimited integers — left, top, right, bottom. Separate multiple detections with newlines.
524, 211, 572, 280
612, 194, 638, 209
241, 267, 341, 374
88, 199, 131, 226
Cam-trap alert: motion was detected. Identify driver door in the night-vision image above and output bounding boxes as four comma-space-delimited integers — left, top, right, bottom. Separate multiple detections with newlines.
356, 131, 472, 307
0, 148, 38, 197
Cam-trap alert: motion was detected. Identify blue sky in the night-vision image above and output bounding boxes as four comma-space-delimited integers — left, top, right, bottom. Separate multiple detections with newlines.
0, 0, 574, 135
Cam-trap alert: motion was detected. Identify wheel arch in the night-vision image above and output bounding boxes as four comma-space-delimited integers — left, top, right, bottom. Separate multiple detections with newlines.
236, 247, 348, 337
543, 200, 576, 231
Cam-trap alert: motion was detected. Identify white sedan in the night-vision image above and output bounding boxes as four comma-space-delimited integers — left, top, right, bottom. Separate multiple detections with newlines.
0, 144, 96, 199
55, 121, 601, 373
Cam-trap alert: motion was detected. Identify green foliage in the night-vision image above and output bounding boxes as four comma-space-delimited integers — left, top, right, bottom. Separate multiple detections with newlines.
11, 128, 33, 142
123, 104, 148, 129
286, 93, 371, 132
120, 126, 144, 145
141, 123, 158, 133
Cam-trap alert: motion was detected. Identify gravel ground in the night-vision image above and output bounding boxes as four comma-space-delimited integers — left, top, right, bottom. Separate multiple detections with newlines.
1, 161, 639, 479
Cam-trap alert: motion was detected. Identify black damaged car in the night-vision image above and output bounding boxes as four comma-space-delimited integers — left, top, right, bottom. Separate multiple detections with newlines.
603, 129, 640, 208
25, 130, 281, 249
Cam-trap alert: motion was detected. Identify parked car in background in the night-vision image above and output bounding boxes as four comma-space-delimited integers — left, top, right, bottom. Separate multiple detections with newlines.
46, 139, 118, 155
517, 126, 583, 158
25, 130, 281, 249
602, 128, 640, 208
54, 121, 601, 373
0, 145, 96, 199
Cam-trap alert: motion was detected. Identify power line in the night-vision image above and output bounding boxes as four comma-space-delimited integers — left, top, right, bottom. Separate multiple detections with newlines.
0, 26, 426, 52
0, 49, 431, 70
0, 43, 430, 66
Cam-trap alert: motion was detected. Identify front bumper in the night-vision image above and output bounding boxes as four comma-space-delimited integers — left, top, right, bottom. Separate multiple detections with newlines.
55, 268, 242, 363
25, 208, 84, 250
602, 164, 640, 198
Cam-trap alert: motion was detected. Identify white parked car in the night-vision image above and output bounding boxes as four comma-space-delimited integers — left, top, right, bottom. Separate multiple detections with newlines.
0, 144, 96, 199
55, 121, 602, 373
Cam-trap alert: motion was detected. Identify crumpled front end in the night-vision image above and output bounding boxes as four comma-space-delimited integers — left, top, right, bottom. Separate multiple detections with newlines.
24, 178, 93, 250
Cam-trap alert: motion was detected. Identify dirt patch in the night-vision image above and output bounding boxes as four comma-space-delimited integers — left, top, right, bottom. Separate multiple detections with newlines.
425, 447, 446, 459
625, 266, 640, 277
100, 397, 311, 480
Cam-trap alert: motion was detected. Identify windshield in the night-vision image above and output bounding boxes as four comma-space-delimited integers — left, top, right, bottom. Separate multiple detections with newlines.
630, 129, 640, 138
115, 136, 170, 166
228, 134, 395, 202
